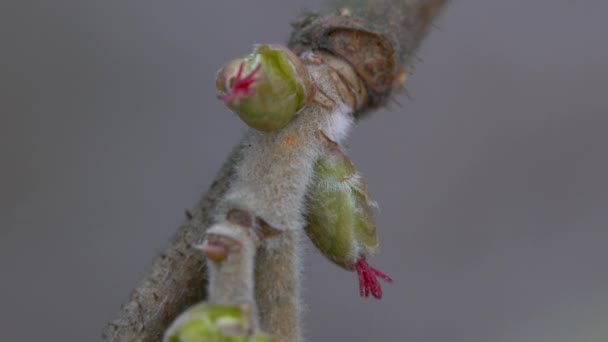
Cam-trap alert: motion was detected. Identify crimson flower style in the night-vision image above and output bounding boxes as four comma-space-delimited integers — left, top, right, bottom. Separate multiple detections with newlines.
354, 258, 393, 299
218, 62, 262, 104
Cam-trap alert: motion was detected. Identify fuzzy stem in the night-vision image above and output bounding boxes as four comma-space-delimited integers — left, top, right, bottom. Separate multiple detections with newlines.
255, 231, 302, 341
102, 1, 448, 340
214, 55, 358, 341
203, 222, 259, 312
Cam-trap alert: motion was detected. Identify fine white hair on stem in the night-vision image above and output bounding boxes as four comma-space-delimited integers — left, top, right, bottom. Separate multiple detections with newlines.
203, 222, 259, 312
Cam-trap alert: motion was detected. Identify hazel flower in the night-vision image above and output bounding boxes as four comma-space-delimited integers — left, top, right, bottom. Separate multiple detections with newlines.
216, 44, 312, 132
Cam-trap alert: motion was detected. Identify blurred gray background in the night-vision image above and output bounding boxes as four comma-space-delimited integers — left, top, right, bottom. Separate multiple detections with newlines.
1, 0, 607, 341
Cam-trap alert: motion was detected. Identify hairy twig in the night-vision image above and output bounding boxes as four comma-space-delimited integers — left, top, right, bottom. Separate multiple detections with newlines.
103, 1, 447, 340
102, 149, 240, 341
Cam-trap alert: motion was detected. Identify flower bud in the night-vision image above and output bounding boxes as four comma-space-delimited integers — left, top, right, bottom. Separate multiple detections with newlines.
304, 138, 392, 299
305, 142, 378, 269
216, 44, 312, 132
164, 304, 276, 342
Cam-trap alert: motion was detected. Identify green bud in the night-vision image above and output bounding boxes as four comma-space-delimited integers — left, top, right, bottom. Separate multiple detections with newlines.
216, 44, 312, 132
250, 332, 277, 342
305, 140, 378, 270
164, 304, 276, 342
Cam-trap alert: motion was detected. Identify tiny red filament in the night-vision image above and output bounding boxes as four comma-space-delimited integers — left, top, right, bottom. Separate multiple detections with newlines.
354, 258, 393, 299
218, 62, 261, 104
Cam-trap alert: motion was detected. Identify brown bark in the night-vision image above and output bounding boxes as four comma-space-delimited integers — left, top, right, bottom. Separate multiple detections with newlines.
102, 148, 238, 341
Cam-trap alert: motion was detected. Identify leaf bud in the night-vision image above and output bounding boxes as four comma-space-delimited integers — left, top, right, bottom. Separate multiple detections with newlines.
164, 304, 275, 342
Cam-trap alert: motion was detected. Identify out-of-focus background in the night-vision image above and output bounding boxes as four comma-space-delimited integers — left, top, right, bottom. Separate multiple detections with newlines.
2, 1, 607, 341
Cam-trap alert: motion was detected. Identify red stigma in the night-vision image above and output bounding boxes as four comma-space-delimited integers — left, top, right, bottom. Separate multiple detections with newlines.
218, 62, 261, 104
354, 258, 393, 299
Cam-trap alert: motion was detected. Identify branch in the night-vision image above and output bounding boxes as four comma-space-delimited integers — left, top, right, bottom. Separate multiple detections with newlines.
102, 1, 447, 340
102, 149, 239, 341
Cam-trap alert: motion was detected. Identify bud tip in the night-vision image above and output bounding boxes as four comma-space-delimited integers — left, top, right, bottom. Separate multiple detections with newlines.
195, 241, 227, 263
218, 62, 262, 105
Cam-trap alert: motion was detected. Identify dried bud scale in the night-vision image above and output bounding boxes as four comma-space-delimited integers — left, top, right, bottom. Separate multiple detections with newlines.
289, 0, 447, 109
